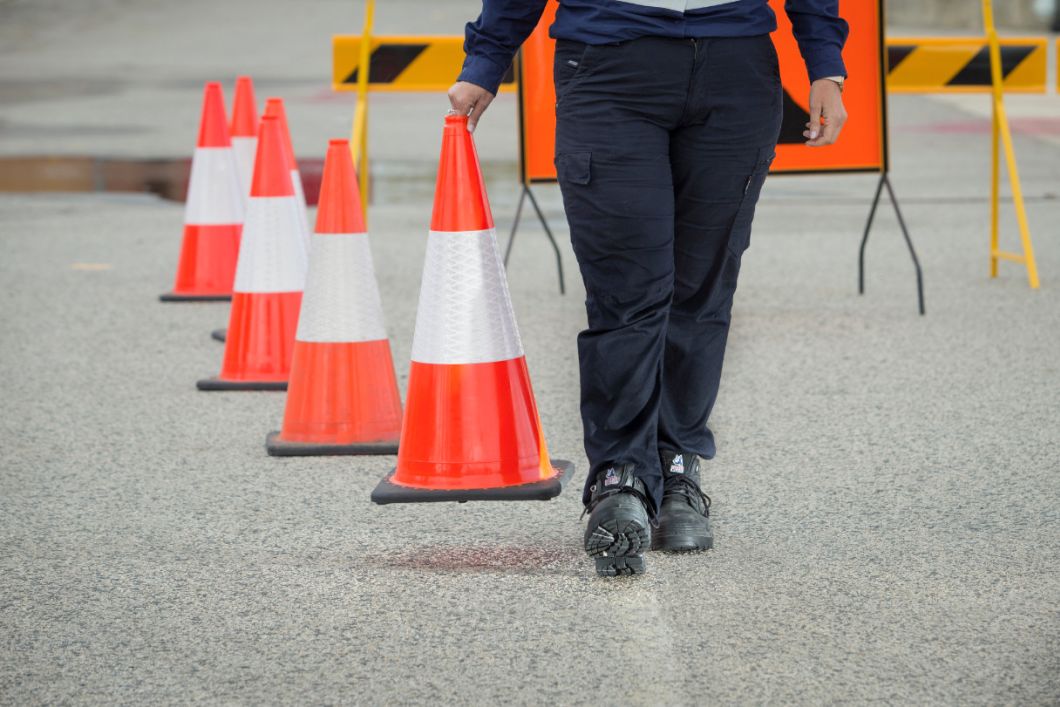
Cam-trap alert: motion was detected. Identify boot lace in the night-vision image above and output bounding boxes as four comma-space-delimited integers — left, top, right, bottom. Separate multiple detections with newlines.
663, 475, 711, 516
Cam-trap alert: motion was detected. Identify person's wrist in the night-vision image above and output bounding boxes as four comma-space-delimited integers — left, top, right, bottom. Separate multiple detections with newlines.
820, 75, 845, 93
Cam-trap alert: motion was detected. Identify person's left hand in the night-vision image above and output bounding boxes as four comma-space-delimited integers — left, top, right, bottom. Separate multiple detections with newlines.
803, 79, 848, 147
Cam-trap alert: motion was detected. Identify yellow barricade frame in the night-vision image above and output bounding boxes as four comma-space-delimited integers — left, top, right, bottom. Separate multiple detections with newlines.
333, 35, 516, 93
885, 36, 1048, 94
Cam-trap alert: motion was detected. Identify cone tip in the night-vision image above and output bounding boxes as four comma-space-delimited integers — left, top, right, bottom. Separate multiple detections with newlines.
444, 113, 469, 128
430, 113, 493, 231
198, 82, 230, 148
316, 139, 365, 234
250, 116, 295, 198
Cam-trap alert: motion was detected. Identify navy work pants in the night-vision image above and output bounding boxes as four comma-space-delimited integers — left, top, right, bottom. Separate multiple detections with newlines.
553, 35, 783, 511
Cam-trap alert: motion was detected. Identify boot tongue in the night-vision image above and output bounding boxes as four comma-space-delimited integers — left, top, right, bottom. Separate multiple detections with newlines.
601, 462, 638, 489
661, 451, 699, 483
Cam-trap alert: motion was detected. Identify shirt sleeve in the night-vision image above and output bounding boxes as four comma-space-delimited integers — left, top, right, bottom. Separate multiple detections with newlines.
785, 0, 850, 83
457, 0, 549, 95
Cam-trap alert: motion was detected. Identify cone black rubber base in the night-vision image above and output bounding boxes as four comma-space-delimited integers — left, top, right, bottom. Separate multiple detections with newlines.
266, 431, 398, 457
159, 292, 232, 303
196, 377, 287, 391
211, 328, 227, 343
371, 459, 574, 505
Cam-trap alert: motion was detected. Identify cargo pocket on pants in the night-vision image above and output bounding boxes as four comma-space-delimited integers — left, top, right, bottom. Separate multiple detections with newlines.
555, 151, 592, 186
726, 146, 775, 258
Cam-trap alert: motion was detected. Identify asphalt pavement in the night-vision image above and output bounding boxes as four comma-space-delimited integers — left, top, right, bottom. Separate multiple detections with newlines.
2, 1, 1059, 704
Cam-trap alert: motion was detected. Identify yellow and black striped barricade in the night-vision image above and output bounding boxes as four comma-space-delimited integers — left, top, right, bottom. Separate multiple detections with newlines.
334, 35, 1050, 95
885, 37, 1048, 93
332, 36, 516, 92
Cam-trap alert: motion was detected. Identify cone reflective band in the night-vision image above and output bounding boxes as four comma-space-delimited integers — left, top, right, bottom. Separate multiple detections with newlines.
372, 114, 572, 504
263, 98, 310, 244
197, 115, 307, 391
160, 82, 243, 302
267, 139, 402, 455
230, 76, 259, 197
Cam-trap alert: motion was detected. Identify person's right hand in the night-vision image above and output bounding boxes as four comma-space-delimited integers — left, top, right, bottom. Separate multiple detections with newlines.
447, 81, 495, 133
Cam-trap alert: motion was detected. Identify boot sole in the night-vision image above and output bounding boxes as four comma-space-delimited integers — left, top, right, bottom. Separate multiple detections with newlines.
584, 500, 650, 577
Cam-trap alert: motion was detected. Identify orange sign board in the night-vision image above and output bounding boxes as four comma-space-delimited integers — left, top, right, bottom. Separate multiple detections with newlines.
518, 0, 886, 183
518, 0, 560, 185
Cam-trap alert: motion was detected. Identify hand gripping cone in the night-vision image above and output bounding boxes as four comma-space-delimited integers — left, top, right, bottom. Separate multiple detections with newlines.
160, 82, 243, 302
212, 97, 308, 346
230, 76, 259, 199
197, 115, 307, 391
371, 114, 573, 504
266, 140, 402, 456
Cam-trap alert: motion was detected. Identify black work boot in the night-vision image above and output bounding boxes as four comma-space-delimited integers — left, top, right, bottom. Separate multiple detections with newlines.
583, 463, 653, 577
652, 451, 713, 552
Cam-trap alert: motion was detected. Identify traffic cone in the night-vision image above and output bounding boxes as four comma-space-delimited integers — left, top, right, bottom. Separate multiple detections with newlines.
197, 115, 307, 391
230, 76, 258, 198
371, 114, 572, 504
266, 139, 402, 456
160, 81, 243, 302
211, 98, 305, 346
205, 76, 259, 344
263, 98, 310, 243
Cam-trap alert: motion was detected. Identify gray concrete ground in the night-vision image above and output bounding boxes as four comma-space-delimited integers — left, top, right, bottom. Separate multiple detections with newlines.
2, 1, 1060, 705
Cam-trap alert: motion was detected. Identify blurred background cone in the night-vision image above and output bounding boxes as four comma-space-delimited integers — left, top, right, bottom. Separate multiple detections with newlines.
266, 139, 402, 456
371, 114, 572, 504
209, 97, 310, 346
264, 97, 310, 244
230, 76, 258, 199
197, 115, 307, 391
208, 76, 259, 343
159, 81, 243, 302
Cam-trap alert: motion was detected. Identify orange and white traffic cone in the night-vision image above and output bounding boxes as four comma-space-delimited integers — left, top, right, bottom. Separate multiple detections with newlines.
266, 139, 402, 456
160, 81, 243, 302
263, 98, 310, 244
211, 97, 306, 345
371, 114, 572, 504
230, 76, 258, 198
208, 76, 259, 343
197, 114, 307, 391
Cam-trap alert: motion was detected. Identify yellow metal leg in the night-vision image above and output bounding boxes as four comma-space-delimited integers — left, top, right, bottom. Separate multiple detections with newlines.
983, 0, 1040, 288
359, 107, 370, 209
350, 0, 374, 220
997, 97, 1040, 288
990, 100, 999, 278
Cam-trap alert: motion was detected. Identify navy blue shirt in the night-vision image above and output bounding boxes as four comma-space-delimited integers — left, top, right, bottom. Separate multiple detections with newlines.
458, 0, 849, 94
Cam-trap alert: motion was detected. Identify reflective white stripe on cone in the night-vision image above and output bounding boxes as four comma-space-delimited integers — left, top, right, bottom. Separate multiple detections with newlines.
297, 233, 387, 343
233, 195, 309, 294
231, 136, 257, 199
291, 169, 311, 246
185, 146, 243, 225
410, 228, 523, 365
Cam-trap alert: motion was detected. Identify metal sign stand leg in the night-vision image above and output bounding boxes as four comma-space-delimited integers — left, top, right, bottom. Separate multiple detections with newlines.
504, 184, 566, 294
858, 173, 926, 315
